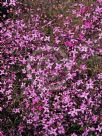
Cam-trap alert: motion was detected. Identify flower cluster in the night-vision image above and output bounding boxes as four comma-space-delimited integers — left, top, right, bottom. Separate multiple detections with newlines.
0, 0, 102, 135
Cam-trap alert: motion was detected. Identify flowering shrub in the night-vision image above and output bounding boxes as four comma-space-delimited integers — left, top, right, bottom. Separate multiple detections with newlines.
0, 0, 102, 135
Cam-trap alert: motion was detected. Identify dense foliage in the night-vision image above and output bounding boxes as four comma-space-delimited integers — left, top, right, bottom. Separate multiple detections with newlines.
0, 0, 102, 135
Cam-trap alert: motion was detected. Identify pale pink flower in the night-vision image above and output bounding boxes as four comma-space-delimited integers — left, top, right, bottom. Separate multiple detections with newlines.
44, 36, 50, 42
71, 133, 77, 136
97, 73, 102, 79
98, 33, 102, 39
92, 115, 98, 123
13, 108, 20, 113
27, 73, 32, 79
58, 126, 65, 134
68, 108, 80, 117
86, 79, 94, 89
0, 132, 5, 136
80, 103, 87, 113
96, 125, 102, 133
0, 107, 2, 112
80, 92, 89, 99
27, 119, 33, 124
95, 7, 102, 13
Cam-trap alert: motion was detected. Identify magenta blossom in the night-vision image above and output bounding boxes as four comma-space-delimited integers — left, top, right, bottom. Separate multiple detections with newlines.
84, 21, 92, 29
79, 33, 85, 41
0, 132, 5, 136
97, 0, 102, 3
64, 41, 75, 47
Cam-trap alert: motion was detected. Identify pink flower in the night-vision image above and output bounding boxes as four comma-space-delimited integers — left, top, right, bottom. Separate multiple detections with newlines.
80, 103, 87, 113
86, 79, 94, 89
80, 92, 89, 99
0, 107, 2, 112
92, 115, 98, 123
97, 0, 102, 3
18, 125, 24, 134
49, 128, 57, 136
71, 133, 77, 136
0, 131, 5, 136
64, 41, 75, 47
13, 108, 20, 113
96, 125, 102, 133
84, 21, 92, 29
44, 36, 50, 42
95, 7, 102, 13
58, 126, 65, 134
98, 33, 102, 39
27, 73, 32, 79
79, 6, 87, 15
68, 108, 79, 117
27, 119, 33, 124
38, 106, 43, 111
79, 33, 85, 41
97, 73, 102, 79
